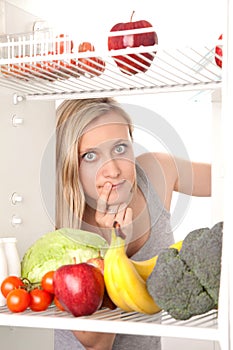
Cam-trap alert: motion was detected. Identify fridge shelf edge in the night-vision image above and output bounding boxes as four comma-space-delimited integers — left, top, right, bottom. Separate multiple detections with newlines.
0, 307, 219, 341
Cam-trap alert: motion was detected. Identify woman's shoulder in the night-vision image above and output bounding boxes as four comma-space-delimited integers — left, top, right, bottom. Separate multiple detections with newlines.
136, 152, 175, 172
136, 152, 177, 210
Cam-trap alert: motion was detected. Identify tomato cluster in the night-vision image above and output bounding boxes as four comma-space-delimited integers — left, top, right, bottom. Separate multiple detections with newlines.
1, 271, 64, 313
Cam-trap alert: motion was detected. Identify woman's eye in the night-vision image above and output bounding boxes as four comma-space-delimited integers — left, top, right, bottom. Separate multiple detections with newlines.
82, 152, 96, 162
114, 144, 127, 154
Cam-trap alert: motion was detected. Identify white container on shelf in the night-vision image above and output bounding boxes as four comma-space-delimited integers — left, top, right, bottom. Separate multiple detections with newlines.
0, 238, 8, 306
2, 237, 21, 277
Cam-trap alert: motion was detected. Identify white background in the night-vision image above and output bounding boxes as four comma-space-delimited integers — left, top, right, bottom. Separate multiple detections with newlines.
5, 0, 224, 47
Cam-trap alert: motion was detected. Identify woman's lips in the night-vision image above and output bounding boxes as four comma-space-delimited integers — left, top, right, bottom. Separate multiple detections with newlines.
109, 180, 126, 189
112, 181, 124, 190
98, 180, 126, 190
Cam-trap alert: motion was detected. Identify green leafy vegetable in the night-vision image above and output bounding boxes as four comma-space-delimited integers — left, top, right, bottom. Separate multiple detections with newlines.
147, 222, 223, 320
21, 228, 108, 283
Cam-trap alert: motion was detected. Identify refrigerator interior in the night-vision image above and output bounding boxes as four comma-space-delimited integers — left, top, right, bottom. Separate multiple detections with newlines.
0, 1, 231, 349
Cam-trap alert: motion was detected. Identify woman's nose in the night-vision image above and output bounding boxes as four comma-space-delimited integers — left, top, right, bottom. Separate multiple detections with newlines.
102, 158, 120, 178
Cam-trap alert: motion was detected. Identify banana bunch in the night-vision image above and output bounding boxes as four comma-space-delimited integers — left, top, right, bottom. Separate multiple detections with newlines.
104, 225, 183, 314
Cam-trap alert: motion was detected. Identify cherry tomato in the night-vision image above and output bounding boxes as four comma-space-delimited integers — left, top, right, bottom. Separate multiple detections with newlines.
54, 296, 65, 311
41, 271, 55, 294
6, 288, 31, 312
29, 288, 53, 312
1, 276, 25, 298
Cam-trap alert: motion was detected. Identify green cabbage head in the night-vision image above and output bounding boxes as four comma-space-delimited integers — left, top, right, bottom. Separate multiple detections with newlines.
21, 228, 109, 283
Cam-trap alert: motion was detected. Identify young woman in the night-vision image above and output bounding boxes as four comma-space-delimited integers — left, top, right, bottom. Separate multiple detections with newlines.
54, 97, 211, 350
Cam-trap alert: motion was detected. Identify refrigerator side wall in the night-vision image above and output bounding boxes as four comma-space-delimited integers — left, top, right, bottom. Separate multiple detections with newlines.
0, 87, 56, 349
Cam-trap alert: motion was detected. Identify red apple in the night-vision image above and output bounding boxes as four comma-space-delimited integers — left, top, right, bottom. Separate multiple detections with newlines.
87, 254, 117, 310
55, 34, 74, 54
78, 42, 106, 77
24, 53, 57, 81
42, 51, 58, 73
108, 11, 158, 75
55, 34, 78, 78
87, 252, 104, 274
35, 52, 58, 81
58, 58, 80, 78
101, 289, 117, 310
2, 55, 30, 80
53, 263, 105, 317
215, 34, 223, 68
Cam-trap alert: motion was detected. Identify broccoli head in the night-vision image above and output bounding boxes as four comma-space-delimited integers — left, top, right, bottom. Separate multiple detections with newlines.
147, 221, 223, 320
179, 221, 223, 305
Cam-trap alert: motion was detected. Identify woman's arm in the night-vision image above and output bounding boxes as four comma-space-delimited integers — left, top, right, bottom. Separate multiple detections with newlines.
173, 157, 211, 196
72, 331, 115, 350
137, 152, 211, 210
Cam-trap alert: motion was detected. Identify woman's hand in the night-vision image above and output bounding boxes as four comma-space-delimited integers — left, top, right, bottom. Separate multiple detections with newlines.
95, 182, 133, 241
73, 330, 115, 350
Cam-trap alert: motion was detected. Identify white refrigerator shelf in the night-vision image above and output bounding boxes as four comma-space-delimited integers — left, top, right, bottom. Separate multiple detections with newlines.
0, 306, 218, 341
0, 39, 222, 99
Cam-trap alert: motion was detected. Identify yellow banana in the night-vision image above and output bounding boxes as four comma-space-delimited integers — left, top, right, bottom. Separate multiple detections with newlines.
116, 246, 161, 314
130, 256, 157, 282
104, 228, 161, 315
131, 240, 183, 281
104, 236, 133, 312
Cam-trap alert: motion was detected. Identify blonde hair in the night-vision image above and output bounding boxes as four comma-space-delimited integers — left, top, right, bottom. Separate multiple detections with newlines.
56, 97, 134, 229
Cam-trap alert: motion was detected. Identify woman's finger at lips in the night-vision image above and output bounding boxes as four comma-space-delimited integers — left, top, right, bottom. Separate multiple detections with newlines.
96, 182, 112, 214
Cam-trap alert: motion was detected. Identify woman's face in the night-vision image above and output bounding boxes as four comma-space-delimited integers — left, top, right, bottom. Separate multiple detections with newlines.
79, 112, 135, 209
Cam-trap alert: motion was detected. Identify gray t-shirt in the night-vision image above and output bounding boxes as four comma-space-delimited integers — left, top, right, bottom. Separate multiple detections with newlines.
54, 163, 174, 349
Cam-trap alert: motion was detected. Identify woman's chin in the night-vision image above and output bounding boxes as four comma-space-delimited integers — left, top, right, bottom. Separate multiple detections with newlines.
108, 192, 132, 207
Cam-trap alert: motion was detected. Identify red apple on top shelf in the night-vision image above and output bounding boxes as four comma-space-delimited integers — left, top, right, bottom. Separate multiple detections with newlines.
108, 11, 158, 75
78, 42, 106, 77
55, 33, 74, 54
58, 58, 80, 79
215, 34, 223, 68
26, 52, 57, 81
7, 55, 29, 80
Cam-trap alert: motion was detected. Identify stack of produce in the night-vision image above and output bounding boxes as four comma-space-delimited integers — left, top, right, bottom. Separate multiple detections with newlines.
1, 222, 223, 320
1, 228, 110, 314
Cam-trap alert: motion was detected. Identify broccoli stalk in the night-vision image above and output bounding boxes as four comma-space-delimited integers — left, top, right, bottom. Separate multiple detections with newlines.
147, 222, 223, 320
